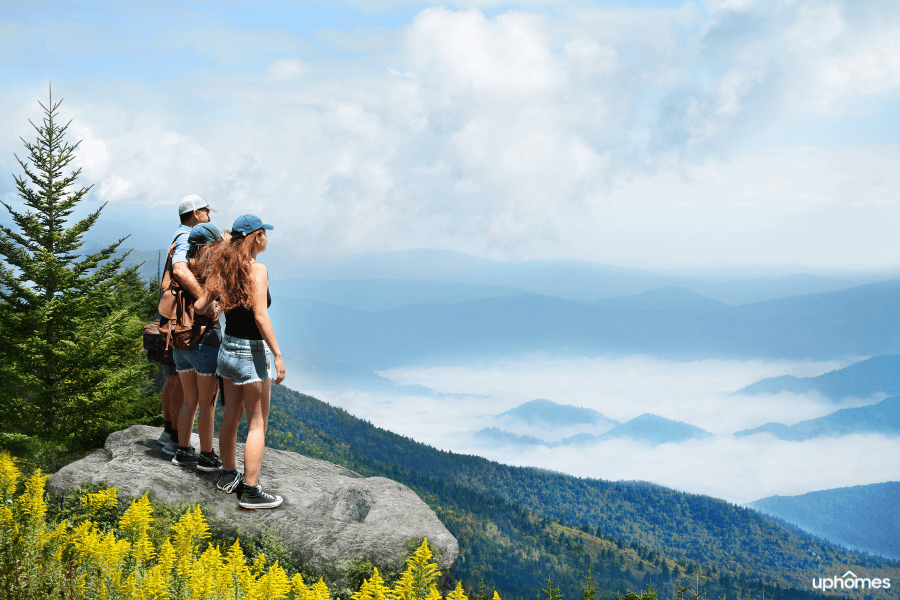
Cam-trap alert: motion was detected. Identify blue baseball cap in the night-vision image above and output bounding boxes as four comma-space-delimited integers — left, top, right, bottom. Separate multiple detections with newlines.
188, 222, 222, 246
231, 214, 274, 238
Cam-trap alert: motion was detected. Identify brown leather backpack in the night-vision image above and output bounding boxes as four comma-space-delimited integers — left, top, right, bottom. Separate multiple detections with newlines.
156, 233, 219, 351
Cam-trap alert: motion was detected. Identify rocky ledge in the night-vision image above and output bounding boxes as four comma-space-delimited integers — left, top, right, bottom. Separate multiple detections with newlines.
50, 425, 458, 582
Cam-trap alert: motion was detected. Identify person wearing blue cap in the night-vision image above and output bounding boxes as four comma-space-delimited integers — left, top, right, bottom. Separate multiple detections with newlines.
195, 214, 285, 509
170, 222, 228, 473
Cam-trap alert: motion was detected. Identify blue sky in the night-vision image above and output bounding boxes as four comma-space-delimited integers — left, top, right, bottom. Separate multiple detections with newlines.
2, 0, 899, 269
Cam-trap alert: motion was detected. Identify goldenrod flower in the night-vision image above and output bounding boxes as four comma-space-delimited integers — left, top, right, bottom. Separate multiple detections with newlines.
393, 540, 439, 600
81, 486, 119, 515
446, 582, 469, 600
18, 469, 49, 523
289, 572, 310, 600
0, 451, 20, 500
119, 492, 156, 564
311, 577, 331, 600
247, 560, 290, 600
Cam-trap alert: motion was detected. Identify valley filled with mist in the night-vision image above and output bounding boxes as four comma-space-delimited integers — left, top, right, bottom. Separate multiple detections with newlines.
103, 224, 900, 560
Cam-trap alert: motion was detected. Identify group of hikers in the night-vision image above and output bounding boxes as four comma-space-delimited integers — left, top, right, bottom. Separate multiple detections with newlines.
155, 194, 285, 510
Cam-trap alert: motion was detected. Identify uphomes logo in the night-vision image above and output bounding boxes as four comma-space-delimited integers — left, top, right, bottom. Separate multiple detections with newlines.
812, 570, 891, 591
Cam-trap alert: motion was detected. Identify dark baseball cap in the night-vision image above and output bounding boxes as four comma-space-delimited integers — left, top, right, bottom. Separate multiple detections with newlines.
188, 222, 222, 246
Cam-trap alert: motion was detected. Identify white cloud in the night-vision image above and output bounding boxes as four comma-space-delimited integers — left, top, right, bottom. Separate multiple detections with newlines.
305, 356, 896, 504
3, 1, 900, 268
408, 8, 562, 97
268, 57, 306, 79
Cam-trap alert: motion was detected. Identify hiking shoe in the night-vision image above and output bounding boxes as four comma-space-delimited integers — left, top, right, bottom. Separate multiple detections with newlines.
156, 430, 171, 446
162, 438, 178, 456
172, 446, 198, 468
216, 470, 243, 493
197, 451, 223, 473
238, 484, 283, 509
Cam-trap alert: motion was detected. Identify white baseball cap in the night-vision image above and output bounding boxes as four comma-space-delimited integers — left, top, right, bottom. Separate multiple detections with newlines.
178, 194, 218, 215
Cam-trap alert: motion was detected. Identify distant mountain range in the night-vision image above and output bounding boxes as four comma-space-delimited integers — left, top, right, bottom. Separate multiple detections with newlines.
475, 405, 711, 447
497, 398, 618, 428
734, 395, 900, 440
734, 355, 900, 400
100, 234, 900, 307
596, 414, 713, 444
748, 482, 900, 559
269, 280, 900, 369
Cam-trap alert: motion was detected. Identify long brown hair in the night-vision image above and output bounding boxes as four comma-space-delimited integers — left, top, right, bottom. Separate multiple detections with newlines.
206, 229, 265, 312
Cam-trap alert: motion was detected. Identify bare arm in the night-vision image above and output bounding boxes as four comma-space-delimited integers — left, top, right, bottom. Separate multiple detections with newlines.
251, 262, 285, 384
173, 262, 204, 299
175, 261, 219, 318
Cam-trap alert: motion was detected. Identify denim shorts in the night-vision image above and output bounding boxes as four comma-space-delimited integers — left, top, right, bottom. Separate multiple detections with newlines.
216, 333, 273, 385
173, 343, 220, 376
162, 364, 178, 378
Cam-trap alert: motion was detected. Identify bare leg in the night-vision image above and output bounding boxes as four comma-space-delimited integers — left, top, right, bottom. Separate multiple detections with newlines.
195, 374, 218, 453
161, 375, 182, 424
242, 379, 271, 486
176, 370, 200, 449
219, 379, 246, 472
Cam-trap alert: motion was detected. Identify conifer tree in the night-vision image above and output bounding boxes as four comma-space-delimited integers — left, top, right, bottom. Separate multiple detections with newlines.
0, 87, 157, 452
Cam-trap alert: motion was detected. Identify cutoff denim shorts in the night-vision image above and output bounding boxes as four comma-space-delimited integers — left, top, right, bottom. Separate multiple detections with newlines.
173, 344, 220, 376
172, 327, 222, 376
216, 333, 273, 385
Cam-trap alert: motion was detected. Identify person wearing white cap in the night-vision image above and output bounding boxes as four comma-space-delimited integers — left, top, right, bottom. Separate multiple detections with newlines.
162, 194, 222, 473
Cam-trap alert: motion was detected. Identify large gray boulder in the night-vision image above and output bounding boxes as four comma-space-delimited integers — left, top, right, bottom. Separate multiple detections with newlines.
50, 425, 457, 583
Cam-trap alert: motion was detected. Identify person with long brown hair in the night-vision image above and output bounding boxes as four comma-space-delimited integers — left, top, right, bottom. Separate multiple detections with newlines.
195, 214, 285, 509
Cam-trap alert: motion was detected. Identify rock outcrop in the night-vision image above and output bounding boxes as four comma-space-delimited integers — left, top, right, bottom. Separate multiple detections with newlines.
50, 425, 458, 582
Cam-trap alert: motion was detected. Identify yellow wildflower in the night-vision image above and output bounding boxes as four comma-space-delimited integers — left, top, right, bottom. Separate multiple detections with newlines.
446, 582, 469, 600
81, 486, 119, 515
352, 567, 391, 600
247, 560, 290, 600
220, 538, 250, 598
191, 543, 224, 599
171, 504, 210, 557
119, 492, 155, 564
0, 451, 20, 500
311, 577, 331, 600
393, 540, 439, 600
18, 469, 49, 523
289, 572, 310, 600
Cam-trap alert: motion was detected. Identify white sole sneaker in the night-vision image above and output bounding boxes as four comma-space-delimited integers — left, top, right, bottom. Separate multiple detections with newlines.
238, 484, 283, 509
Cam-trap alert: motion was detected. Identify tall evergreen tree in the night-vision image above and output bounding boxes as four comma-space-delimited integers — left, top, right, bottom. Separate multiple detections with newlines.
0, 87, 157, 451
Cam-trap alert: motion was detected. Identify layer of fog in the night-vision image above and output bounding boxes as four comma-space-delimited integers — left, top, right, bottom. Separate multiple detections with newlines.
300, 356, 897, 504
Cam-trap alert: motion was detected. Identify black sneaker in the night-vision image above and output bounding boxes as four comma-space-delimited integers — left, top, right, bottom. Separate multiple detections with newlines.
197, 451, 223, 473
216, 470, 243, 493
172, 446, 198, 468
238, 483, 283, 509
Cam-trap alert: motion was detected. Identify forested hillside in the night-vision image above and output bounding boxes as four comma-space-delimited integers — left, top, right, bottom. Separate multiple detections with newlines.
734, 355, 900, 399
253, 385, 898, 600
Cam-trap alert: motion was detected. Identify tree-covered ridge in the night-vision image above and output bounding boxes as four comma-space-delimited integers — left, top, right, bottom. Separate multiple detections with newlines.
733, 354, 900, 399
260, 385, 897, 600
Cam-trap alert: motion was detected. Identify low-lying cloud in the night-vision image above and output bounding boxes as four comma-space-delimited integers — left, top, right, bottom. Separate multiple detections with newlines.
299, 356, 896, 504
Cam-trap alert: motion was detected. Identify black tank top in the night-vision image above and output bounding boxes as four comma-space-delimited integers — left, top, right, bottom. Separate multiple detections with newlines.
224, 289, 271, 340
